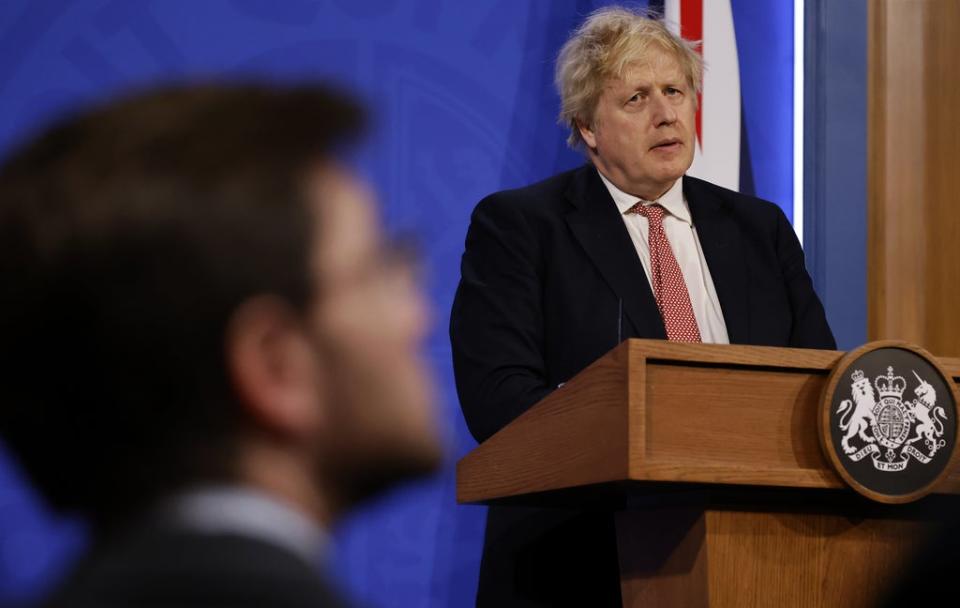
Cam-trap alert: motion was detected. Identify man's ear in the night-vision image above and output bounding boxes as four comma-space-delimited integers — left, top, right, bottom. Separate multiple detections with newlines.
226, 295, 325, 439
576, 117, 598, 149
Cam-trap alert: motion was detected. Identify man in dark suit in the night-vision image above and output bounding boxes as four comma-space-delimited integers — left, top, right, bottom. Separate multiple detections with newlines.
0, 84, 443, 607
450, 7, 835, 606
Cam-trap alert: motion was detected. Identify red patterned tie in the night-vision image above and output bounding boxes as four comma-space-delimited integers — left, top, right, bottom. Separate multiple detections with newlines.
626, 202, 702, 342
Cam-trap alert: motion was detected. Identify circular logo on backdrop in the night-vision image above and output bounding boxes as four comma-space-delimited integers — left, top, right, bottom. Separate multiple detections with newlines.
820, 342, 960, 503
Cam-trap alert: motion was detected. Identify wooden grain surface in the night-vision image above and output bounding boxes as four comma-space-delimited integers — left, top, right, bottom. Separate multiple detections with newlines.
456, 342, 630, 503
458, 339, 960, 503
458, 338, 958, 606
637, 361, 838, 488
703, 511, 925, 608
615, 507, 927, 608
868, 0, 960, 356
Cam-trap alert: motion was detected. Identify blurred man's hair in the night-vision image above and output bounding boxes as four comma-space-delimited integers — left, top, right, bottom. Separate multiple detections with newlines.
0, 83, 364, 526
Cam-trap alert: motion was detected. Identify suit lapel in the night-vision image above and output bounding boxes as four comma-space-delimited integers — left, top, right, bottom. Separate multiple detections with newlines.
564, 166, 667, 340
683, 176, 750, 344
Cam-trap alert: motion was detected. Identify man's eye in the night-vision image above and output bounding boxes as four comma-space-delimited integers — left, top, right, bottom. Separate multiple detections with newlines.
665, 87, 682, 96
626, 93, 642, 104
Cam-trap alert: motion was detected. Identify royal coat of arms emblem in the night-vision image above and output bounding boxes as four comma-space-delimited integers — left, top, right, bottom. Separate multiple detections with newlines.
836, 366, 947, 471
821, 342, 959, 503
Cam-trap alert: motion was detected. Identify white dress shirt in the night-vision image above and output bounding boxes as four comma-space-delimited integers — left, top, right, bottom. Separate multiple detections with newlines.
598, 171, 729, 344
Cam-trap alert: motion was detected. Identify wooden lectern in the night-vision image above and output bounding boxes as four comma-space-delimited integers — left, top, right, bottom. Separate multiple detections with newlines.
457, 339, 960, 607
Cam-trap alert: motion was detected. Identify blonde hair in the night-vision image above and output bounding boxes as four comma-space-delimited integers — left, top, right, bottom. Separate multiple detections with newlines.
555, 6, 703, 148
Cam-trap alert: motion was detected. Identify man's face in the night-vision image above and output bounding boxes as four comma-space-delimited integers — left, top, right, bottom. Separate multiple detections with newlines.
306, 166, 442, 503
579, 47, 696, 200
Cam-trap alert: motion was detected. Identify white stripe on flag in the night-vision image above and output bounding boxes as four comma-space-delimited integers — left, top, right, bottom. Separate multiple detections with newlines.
687, 0, 741, 192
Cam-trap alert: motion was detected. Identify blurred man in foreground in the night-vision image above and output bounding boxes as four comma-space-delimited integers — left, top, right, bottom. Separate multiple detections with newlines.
0, 84, 442, 607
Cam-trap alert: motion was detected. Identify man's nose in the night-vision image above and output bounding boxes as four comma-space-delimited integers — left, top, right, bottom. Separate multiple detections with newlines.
650, 93, 678, 127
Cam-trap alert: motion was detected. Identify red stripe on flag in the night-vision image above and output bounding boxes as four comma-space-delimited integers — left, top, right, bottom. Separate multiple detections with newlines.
679, 0, 703, 43
679, 0, 703, 145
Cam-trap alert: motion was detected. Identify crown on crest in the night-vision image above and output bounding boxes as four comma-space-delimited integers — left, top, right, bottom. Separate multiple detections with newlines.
875, 366, 906, 399
850, 369, 865, 383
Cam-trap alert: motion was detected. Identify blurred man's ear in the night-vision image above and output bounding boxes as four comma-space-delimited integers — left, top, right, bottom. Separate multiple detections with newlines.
226, 295, 325, 438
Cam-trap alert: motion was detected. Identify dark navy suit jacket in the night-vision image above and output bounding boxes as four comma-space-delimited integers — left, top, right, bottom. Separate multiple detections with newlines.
44, 524, 352, 608
451, 165, 835, 606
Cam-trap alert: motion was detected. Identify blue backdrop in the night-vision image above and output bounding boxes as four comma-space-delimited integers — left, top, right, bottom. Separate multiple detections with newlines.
0, 1, 864, 606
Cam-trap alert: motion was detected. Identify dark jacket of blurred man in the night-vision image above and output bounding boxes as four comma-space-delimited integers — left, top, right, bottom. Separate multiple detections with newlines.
450, 6, 836, 607
0, 84, 443, 608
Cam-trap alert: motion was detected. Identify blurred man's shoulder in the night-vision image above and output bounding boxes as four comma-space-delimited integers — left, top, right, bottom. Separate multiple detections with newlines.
46, 526, 352, 608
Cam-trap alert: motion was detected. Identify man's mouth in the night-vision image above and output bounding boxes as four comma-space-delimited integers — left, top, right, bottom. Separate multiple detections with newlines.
650, 138, 682, 151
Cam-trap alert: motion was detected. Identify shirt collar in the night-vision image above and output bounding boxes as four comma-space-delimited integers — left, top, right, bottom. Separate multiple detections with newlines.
597, 170, 691, 225
161, 485, 328, 565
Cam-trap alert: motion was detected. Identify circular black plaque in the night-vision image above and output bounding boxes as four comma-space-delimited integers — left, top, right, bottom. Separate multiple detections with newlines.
820, 342, 959, 503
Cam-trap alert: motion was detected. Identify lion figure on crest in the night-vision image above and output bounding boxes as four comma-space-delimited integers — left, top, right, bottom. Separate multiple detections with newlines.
837, 371, 877, 454
905, 371, 947, 456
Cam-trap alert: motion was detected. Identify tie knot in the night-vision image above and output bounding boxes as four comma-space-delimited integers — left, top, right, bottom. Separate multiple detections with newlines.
627, 202, 664, 223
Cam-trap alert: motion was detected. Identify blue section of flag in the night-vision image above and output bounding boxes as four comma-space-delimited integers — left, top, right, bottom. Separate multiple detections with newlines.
731, 0, 795, 221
